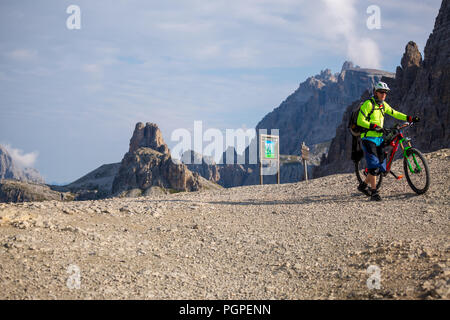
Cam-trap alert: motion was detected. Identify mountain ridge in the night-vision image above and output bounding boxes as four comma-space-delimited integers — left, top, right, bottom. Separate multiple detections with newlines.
0, 145, 45, 184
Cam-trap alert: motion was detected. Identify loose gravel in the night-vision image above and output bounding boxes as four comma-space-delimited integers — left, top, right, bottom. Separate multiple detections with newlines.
0, 149, 448, 299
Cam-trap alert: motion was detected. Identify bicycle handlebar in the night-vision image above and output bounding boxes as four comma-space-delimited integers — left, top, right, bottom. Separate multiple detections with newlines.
384, 122, 413, 133
381, 122, 414, 142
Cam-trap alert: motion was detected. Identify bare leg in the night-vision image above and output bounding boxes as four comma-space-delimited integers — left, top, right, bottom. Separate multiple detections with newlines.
366, 174, 376, 190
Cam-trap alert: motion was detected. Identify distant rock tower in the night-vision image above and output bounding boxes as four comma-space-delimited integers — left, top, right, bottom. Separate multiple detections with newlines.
111, 122, 219, 196
128, 122, 170, 155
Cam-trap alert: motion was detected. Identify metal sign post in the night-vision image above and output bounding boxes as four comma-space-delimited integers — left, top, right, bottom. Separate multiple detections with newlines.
301, 142, 309, 181
259, 134, 280, 185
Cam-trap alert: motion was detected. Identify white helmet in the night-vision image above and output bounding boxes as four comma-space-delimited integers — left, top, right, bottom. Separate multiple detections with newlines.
373, 81, 390, 92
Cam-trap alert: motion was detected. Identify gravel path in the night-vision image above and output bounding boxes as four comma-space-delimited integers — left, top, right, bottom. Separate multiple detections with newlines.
0, 149, 448, 299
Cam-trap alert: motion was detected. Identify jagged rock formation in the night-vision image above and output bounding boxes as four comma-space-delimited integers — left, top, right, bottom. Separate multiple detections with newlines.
399, 0, 450, 152
256, 62, 395, 155
112, 123, 220, 196
396, 41, 422, 98
314, 0, 450, 178
128, 122, 170, 155
0, 145, 45, 184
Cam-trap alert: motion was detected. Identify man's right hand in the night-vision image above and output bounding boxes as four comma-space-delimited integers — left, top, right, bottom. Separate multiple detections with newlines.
370, 123, 384, 133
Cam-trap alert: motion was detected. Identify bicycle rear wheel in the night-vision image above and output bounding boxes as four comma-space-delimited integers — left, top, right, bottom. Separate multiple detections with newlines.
403, 148, 430, 194
354, 159, 383, 190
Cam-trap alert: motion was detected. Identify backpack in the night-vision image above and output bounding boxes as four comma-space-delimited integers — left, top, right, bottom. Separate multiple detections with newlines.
348, 98, 376, 137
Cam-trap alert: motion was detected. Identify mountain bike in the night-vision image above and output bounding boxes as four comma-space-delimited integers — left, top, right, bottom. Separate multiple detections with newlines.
355, 122, 430, 194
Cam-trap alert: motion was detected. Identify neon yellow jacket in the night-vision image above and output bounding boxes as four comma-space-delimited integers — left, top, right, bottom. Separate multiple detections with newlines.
357, 97, 407, 138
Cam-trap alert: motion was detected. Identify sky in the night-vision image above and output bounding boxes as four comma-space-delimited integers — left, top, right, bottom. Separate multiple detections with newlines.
0, 0, 442, 184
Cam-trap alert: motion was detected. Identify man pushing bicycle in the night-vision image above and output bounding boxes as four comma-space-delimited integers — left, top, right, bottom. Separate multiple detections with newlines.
356, 81, 420, 201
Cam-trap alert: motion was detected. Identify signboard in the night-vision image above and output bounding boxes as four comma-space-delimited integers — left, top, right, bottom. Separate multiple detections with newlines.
264, 140, 275, 159
259, 134, 280, 184
260, 135, 279, 160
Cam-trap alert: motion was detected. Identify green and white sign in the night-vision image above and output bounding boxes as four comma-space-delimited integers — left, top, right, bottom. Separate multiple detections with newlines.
265, 140, 275, 158
259, 133, 280, 184
260, 134, 279, 160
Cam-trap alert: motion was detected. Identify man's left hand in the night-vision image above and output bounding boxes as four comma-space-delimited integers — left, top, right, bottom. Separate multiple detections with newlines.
408, 115, 420, 123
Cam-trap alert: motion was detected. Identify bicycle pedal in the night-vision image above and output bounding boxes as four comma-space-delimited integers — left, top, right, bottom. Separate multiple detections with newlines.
390, 171, 403, 180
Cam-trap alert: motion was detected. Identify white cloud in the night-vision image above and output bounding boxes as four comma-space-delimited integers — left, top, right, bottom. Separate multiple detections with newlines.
82, 64, 102, 74
6, 49, 38, 61
321, 0, 381, 69
3, 143, 39, 168
195, 44, 222, 59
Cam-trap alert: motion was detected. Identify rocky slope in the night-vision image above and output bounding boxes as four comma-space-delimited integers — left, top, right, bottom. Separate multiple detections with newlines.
60, 163, 121, 197
315, 0, 450, 178
0, 149, 448, 299
0, 145, 45, 184
0, 180, 74, 203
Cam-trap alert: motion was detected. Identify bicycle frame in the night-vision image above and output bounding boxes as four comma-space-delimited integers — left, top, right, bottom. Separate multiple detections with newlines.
385, 123, 422, 174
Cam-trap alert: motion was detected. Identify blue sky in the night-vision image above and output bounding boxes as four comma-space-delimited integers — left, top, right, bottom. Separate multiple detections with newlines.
0, 0, 442, 184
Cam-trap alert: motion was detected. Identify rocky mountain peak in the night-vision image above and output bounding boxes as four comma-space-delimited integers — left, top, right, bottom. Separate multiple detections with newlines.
395, 41, 423, 95
317, 68, 336, 82
0, 145, 14, 179
305, 76, 325, 89
423, 0, 449, 67
400, 41, 422, 70
341, 61, 361, 72
0, 145, 45, 184
128, 122, 170, 155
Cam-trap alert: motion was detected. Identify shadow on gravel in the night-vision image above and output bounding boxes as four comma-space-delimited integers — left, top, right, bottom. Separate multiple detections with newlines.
134, 192, 419, 206
203, 191, 419, 206
381, 192, 419, 201
205, 194, 361, 206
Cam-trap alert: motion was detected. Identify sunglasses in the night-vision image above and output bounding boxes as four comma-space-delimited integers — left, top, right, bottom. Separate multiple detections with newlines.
377, 90, 388, 94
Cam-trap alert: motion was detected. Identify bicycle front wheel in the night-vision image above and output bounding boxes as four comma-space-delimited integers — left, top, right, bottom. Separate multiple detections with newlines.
403, 148, 430, 194
354, 158, 383, 190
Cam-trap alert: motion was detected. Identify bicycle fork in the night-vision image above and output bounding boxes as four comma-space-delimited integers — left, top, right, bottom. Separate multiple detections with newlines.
401, 137, 422, 173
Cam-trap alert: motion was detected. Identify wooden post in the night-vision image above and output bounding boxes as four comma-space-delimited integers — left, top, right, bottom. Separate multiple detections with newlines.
277, 139, 280, 184
259, 136, 263, 185
260, 162, 263, 185
303, 159, 308, 181
301, 141, 309, 182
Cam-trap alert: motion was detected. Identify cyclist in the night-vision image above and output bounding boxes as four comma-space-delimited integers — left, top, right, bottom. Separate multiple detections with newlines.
357, 81, 420, 201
